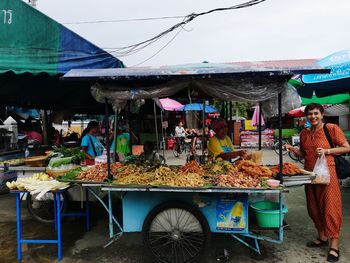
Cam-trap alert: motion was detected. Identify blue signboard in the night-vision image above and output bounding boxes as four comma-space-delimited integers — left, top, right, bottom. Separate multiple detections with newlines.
303, 50, 350, 83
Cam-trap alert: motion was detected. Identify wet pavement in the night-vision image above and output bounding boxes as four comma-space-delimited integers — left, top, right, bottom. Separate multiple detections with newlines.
0, 150, 349, 263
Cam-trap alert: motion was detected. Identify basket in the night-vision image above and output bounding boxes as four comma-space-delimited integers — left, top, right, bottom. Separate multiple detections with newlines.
24, 156, 47, 167
250, 201, 288, 228
46, 166, 79, 178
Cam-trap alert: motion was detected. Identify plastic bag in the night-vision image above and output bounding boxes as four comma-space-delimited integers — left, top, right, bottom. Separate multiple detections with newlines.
262, 83, 302, 117
312, 153, 330, 184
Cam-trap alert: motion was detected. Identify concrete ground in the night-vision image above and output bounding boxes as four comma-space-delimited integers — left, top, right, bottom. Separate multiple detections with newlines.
0, 149, 349, 263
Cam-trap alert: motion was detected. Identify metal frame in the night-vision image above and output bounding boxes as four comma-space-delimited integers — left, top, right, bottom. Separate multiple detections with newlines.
95, 185, 286, 255
13, 189, 90, 261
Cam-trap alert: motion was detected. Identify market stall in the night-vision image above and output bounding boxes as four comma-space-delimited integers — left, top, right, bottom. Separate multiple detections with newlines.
6, 62, 329, 262
61, 63, 329, 262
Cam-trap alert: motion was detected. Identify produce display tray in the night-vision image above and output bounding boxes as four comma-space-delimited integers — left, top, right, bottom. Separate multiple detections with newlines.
58, 179, 104, 185
101, 185, 287, 194
282, 174, 316, 181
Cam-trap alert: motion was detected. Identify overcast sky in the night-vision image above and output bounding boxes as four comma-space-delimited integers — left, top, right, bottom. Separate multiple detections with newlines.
36, 0, 350, 67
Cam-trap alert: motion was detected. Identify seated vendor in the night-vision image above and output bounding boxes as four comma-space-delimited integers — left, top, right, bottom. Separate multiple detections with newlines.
208, 118, 250, 161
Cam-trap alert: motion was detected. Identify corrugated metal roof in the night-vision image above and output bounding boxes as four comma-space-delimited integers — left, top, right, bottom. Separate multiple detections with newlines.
228, 59, 318, 69
324, 104, 349, 116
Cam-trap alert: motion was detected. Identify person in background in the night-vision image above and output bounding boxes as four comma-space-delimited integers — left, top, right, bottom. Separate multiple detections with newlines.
111, 127, 131, 162
285, 103, 350, 262
140, 141, 161, 161
208, 118, 250, 161
175, 121, 187, 153
22, 124, 43, 147
81, 121, 104, 165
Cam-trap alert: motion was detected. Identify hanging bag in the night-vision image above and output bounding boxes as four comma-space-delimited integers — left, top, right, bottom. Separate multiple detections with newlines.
323, 124, 350, 179
312, 153, 330, 184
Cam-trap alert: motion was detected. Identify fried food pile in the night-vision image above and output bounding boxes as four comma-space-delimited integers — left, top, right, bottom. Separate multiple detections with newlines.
270, 162, 302, 176
215, 172, 261, 188
65, 159, 281, 188
236, 160, 273, 178
76, 163, 124, 182
114, 166, 206, 187
180, 161, 204, 176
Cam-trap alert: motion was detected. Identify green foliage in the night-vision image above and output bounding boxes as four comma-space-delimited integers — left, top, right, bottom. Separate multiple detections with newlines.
213, 100, 253, 119
59, 167, 82, 180
52, 146, 85, 163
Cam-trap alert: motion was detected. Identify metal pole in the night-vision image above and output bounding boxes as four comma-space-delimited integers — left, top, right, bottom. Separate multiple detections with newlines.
202, 100, 205, 156
230, 101, 233, 143
278, 93, 283, 182
113, 110, 118, 163
258, 102, 262, 150
153, 101, 159, 152
105, 99, 112, 181
160, 108, 165, 159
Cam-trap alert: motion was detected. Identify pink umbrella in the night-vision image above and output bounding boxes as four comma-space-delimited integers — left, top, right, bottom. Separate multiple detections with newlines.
251, 104, 265, 126
288, 106, 306, 117
159, 98, 183, 111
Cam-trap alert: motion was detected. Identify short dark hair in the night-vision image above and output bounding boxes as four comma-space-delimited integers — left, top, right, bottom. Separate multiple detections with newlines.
304, 103, 324, 115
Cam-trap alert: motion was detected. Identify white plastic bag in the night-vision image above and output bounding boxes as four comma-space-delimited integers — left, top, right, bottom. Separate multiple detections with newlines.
312, 153, 330, 184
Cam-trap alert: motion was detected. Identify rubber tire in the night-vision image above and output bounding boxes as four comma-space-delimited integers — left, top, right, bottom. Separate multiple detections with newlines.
0, 182, 9, 195
26, 192, 69, 224
274, 141, 288, 156
142, 201, 210, 263
288, 151, 299, 162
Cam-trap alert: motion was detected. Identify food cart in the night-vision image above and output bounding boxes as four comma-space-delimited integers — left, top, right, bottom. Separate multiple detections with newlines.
61, 63, 328, 262
8, 63, 328, 262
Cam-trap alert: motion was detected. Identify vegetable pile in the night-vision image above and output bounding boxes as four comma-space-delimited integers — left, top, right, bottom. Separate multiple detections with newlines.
6, 173, 69, 199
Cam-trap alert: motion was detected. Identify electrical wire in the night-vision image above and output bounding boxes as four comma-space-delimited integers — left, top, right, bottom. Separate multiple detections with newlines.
63, 15, 187, 25
107, 0, 266, 58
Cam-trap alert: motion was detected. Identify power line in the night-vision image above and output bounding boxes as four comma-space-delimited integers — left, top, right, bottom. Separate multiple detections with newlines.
63, 15, 186, 25
108, 0, 266, 57
131, 26, 185, 67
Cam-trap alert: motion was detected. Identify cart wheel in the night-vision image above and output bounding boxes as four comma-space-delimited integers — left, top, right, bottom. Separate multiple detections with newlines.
26, 192, 68, 224
143, 202, 210, 263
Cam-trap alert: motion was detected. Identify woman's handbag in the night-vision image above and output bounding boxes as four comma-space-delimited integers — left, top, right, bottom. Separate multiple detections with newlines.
323, 124, 350, 179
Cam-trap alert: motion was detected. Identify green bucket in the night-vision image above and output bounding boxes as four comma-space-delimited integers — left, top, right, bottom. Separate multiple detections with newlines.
250, 201, 288, 228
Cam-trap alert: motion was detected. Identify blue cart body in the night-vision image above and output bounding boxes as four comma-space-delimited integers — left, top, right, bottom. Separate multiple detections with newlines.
122, 191, 248, 234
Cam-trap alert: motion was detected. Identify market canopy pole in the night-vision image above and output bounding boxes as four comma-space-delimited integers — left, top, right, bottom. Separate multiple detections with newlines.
258, 102, 262, 150
202, 100, 205, 156
105, 99, 112, 181
113, 110, 118, 163
160, 108, 166, 159
278, 93, 283, 182
230, 102, 233, 143
153, 101, 160, 152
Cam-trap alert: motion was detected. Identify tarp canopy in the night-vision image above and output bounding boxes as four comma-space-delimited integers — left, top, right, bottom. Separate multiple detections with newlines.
0, 0, 124, 75
63, 62, 328, 110
0, 0, 124, 111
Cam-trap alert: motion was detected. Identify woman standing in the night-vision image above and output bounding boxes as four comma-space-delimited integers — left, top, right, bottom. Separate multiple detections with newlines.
81, 121, 104, 165
286, 103, 350, 262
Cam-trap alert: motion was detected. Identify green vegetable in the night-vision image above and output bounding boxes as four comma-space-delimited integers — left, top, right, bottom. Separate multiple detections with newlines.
49, 157, 73, 168
59, 167, 82, 180
52, 146, 85, 163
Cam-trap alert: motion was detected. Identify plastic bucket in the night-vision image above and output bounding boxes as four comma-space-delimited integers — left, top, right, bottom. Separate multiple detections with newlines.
167, 139, 175, 150
250, 201, 288, 228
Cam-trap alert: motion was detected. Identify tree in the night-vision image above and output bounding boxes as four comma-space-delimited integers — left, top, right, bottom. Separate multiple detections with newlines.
213, 100, 253, 119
